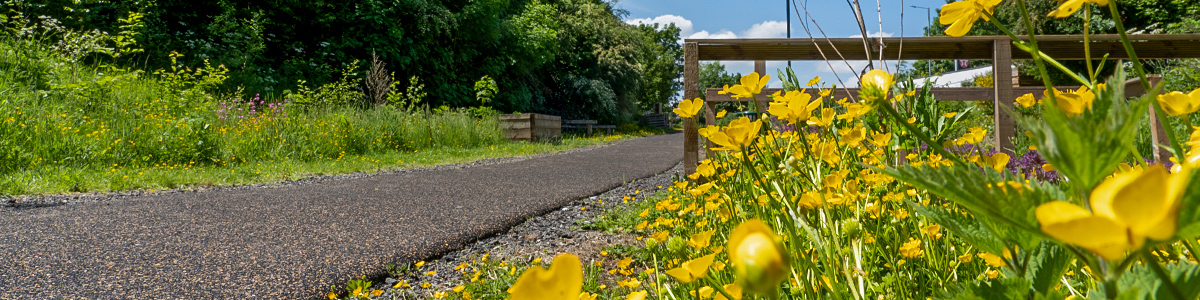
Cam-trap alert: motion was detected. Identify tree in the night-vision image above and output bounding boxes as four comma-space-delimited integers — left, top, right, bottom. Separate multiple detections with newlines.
698, 62, 741, 100
636, 23, 682, 112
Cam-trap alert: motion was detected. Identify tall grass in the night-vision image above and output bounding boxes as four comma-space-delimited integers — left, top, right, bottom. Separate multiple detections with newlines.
0, 37, 503, 194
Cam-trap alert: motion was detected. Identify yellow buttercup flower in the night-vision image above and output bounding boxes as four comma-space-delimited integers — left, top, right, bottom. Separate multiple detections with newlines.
696, 286, 715, 299
728, 219, 790, 295
837, 103, 873, 120
626, 291, 648, 300
977, 252, 1007, 267
508, 253, 583, 300
955, 126, 987, 146
807, 76, 821, 86
1048, 0, 1109, 18
1156, 88, 1200, 116
688, 230, 716, 249
664, 254, 717, 283
709, 117, 762, 152
716, 110, 728, 118
768, 90, 821, 125
1036, 165, 1192, 260
674, 98, 705, 119
900, 238, 924, 258
807, 108, 836, 127
924, 224, 943, 240
715, 284, 743, 300
579, 292, 597, 300
1015, 93, 1038, 108
869, 132, 892, 148
698, 125, 720, 138
982, 152, 1010, 172
839, 127, 866, 146
1046, 86, 1095, 116
728, 72, 771, 99
957, 253, 974, 263
939, 0, 1003, 37
1185, 126, 1200, 165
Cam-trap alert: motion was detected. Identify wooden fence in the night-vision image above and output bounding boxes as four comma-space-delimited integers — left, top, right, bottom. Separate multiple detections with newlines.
501, 113, 561, 142
682, 34, 1200, 174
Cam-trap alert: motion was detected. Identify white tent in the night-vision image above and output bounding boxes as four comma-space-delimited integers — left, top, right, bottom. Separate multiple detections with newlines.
914, 65, 1017, 87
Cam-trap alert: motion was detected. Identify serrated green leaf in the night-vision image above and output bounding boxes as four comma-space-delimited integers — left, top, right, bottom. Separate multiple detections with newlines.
879, 163, 1065, 250
936, 278, 1033, 300
909, 201, 1006, 255
1117, 262, 1200, 300
1024, 241, 1073, 293
1016, 70, 1151, 192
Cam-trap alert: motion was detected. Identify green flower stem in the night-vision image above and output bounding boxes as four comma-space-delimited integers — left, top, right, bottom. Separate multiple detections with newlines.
1105, 3, 1150, 89
704, 276, 738, 300
1103, 276, 1120, 300
1013, 0, 1063, 110
1105, 2, 1187, 164
982, 10, 1091, 88
1084, 8, 1096, 83
1184, 238, 1200, 265
1154, 104, 1187, 164
1127, 142, 1150, 168
1141, 248, 1187, 300
875, 101, 965, 166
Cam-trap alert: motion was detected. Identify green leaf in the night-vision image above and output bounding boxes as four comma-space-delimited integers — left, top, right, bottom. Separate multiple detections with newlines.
1117, 262, 1200, 300
936, 278, 1033, 300
880, 162, 1067, 250
1016, 69, 1151, 192
909, 200, 1006, 255
1024, 241, 1073, 293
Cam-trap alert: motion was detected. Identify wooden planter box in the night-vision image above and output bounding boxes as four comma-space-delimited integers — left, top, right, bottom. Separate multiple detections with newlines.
500, 113, 561, 142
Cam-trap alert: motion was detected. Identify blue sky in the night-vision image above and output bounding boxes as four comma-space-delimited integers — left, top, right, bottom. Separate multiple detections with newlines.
616, 0, 951, 89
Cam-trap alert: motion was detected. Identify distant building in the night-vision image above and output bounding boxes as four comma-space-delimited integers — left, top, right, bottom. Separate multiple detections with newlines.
913, 65, 1017, 87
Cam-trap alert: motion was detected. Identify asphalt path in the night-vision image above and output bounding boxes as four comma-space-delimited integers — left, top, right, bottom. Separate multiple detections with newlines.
0, 133, 683, 299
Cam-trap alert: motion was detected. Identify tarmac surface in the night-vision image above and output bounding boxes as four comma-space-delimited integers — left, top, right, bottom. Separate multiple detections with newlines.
0, 133, 683, 299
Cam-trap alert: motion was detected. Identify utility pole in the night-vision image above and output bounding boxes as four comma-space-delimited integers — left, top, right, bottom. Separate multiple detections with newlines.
910, 5, 932, 77
787, 0, 791, 67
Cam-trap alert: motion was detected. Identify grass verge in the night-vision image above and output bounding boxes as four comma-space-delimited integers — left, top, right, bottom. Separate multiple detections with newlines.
1, 133, 645, 196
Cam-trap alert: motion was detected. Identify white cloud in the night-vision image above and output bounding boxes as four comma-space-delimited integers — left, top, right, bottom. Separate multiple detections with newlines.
625, 14, 695, 37
687, 30, 738, 39
742, 21, 789, 38
849, 31, 894, 38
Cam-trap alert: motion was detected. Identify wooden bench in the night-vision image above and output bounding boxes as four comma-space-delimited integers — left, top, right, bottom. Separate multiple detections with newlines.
563, 119, 599, 134
595, 125, 616, 135
562, 120, 617, 135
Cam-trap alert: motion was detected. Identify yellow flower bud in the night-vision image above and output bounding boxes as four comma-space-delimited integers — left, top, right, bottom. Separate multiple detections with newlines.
728, 219, 790, 295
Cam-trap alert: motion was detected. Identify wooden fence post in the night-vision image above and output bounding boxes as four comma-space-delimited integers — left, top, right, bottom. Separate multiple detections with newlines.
754, 60, 768, 113
1135, 75, 1172, 162
704, 100, 716, 160
684, 42, 700, 176
993, 38, 1016, 155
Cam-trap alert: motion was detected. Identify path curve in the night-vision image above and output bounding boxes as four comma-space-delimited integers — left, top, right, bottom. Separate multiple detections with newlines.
0, 133, 683, 299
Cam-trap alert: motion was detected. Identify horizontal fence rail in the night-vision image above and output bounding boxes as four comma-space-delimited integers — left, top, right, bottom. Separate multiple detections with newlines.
688, 34, 1200, 61
681, 34, 1200, 175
